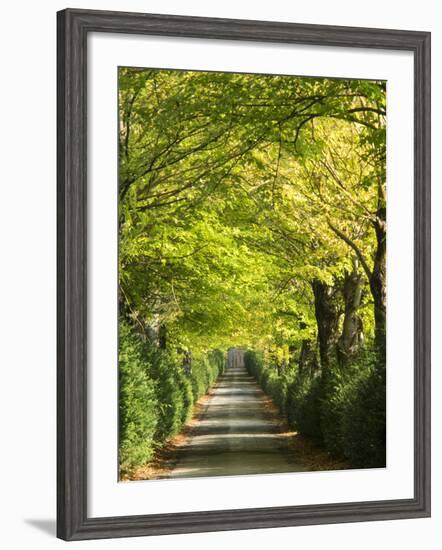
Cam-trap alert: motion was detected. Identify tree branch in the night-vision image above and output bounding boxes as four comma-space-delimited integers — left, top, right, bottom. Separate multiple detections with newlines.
327, 221, 372, 280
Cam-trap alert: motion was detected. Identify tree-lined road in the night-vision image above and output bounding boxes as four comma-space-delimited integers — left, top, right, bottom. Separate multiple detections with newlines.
169, 364, 305, 478
119, 68, 386, 476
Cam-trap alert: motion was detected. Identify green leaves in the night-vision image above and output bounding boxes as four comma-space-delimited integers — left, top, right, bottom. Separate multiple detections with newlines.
118, 68, 387, 473
118, 66, 385, 357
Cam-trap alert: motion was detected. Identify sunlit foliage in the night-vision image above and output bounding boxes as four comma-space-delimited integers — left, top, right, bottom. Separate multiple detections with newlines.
118, 67, 386, 472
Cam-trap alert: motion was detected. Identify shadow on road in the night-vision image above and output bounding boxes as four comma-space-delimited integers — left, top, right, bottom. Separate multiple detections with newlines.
169, 365, 305, 479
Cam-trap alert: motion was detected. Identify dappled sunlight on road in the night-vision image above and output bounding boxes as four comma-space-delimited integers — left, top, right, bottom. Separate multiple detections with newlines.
169, 364, 305, 479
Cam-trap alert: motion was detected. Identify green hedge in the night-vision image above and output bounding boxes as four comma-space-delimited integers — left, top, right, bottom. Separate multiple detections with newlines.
287, 371, 324, 444
340, 358, 386, 467
189, 350, 224, 402
119, 321, 225, 472
245, 347, 386, 469
119, 322, 159, 469
149, 351, 192, 442
244, 351, 294, 416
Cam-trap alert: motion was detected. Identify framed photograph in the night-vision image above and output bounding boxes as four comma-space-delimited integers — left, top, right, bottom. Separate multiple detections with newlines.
57, 8, 431, 541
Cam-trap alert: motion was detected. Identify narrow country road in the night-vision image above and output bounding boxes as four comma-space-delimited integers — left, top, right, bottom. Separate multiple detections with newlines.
168, 364, 305, 478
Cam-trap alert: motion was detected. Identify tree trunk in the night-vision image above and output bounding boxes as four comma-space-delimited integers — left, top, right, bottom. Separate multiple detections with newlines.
299, 338, 312, 368
337, 259, 364, 365
158, 323, 167, 350
328, 179, 386, 358
182, 349, 192, 375
312, 280, 341, 369
371, 219, 386, 352
297, 322, 318, 372
370, 178, 387, 354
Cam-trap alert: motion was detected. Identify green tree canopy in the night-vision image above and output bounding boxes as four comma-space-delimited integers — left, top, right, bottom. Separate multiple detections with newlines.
118, 67, 386, 360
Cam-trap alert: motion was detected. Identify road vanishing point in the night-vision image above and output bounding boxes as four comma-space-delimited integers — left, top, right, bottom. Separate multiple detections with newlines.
168, 363, 305, 479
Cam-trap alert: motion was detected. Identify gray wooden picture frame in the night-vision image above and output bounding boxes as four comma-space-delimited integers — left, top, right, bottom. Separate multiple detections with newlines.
57, 8, 431, 541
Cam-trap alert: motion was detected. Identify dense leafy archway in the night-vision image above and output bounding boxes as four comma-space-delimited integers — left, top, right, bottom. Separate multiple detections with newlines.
118, 67, 386, 476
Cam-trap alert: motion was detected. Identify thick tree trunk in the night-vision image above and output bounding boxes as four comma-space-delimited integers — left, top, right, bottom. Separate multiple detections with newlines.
371, 218, 386, 353
328, 180, 386, 358
337, 260, 364, 365
297, 323, 318, 371
299, 339, 319, 371
312, 280, 340, 369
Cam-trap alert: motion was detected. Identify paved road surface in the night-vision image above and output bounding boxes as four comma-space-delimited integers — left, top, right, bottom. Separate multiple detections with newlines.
169, 365, 305, 478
